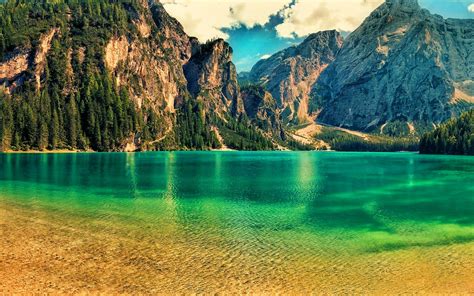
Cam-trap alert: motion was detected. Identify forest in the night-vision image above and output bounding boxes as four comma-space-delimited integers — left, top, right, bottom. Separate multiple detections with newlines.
419, 110, 474, 155
0, 0, 146, 151
0, 0, 275, 152
316, 128, 420, 152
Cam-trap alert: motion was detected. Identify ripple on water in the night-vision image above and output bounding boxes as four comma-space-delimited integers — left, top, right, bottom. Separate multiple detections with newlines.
0, 152, 473, 293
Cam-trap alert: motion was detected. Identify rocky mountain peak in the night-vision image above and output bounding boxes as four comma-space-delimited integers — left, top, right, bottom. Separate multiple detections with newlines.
313, 0, 474, 135
304, 30, 342, 46
184, 39, 243, 115
199, 39, 233, 63
385, 0, 420, 11
248, 30, 343, 124
149, 1, 194, 63
297, 30, 343, 60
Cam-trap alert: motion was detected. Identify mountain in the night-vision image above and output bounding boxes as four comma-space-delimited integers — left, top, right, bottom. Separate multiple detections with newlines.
184, 39, 244, 116
313, 0, 474, 135
0, 0, 277, 152
1, 0, 472, 153
248, 30, 343, 124
241, 85, 285, 140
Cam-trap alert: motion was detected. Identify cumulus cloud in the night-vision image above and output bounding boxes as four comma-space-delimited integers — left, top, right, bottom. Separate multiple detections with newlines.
276, 0, 384, 38
468, 3, 474, 12
162, 0, 386, 41
161, 0, 290, 41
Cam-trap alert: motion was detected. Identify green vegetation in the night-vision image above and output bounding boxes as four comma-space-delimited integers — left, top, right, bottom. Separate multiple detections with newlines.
419, 110, 474, 155
283, 138, 314, 151
0, 0, 276, 152
216, 115, 274, 150
174, 99, 221, 150
316, 127, 419, 152
154, 98, 274, 151
0, 0, 155, 152
0, 0, 140, 59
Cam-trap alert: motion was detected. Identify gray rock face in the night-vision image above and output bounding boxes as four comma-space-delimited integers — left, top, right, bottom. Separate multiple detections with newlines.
184, 39, 244, 116
313, 0, 474, 133
249, 30, 343, 124
149, 1, 196, 63
241, 85, 285, 140
0, 0, 255, 150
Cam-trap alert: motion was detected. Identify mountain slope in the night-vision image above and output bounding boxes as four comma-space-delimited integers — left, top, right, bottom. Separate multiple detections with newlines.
248, 30, 343, 124
0, 0, 279, 152
313, 0, 474, 135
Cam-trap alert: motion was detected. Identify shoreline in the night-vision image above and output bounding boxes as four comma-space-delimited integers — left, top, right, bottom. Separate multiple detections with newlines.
1, 149, 423, 154
1, 193, 473, 294
1, 149, 85, 154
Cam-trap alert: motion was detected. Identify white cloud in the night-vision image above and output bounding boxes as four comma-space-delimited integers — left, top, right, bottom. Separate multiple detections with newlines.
161, 0, 386, 41
261, 54, 272, 59
161, 0, 290, 41
276, 0, 384, 38
468, 3, 474, 12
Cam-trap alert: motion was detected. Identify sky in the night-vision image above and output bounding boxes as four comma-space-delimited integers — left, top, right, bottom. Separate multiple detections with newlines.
162, 0, 474, 72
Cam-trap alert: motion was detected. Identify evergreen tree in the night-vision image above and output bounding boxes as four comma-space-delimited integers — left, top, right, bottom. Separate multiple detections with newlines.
37, 118, 49, 151
0, 94, 13, 151
0, 32, 5, 60
49, 110, 60, 150
66, 94, 81, 148
420, 110, 473, 155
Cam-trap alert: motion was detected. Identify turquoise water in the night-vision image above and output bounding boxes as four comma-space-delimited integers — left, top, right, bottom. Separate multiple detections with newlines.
1, 152, 473, 293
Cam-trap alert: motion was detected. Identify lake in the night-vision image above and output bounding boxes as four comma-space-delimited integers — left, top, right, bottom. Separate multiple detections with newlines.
1, 152, 473, 293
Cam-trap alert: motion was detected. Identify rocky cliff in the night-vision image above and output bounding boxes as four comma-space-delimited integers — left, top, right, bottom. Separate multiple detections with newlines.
184, 39, 244, 116
241, 85, 285, 140
249, 30, 343, 124
0, 0, 278, 151
313, 0, 474, 134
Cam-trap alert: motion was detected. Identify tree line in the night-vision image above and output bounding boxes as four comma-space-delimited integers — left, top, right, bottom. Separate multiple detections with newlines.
316, 128, 419, 152
419, 110, 474, 155
0, 0, 153, 152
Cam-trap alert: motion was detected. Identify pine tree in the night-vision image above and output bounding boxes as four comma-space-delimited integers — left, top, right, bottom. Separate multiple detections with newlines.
37, 118, 49, 151
50, 110, 60, 150
66, 94, 80, 148
420, 110, 473, 155
0, 32, 5, 60
0, 96, 13, 151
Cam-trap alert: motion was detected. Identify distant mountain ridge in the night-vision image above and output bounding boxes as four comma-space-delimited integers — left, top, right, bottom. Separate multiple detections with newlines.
245, 0, 473, 136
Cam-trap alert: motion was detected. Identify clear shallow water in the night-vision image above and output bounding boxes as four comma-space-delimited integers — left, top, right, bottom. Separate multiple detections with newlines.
1, 152, 473, 293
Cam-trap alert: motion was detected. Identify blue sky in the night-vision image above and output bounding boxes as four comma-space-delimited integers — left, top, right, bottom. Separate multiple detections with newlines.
163, 0, 474, 72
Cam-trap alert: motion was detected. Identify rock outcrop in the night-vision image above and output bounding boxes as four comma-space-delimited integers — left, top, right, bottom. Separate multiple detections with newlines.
184, 39, 244, 116
104, 36, 129, 72
0, 51, 29, 94
241, 85, 285, 140
149, 1, 195, 64
0, 0, 279, 151
313, 0, 474, 133
0, 28, 58, 93
249, 30, 343, 124
34, 28, 58, 89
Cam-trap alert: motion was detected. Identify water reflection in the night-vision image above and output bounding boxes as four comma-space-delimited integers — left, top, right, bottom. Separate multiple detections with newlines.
0, 152, 473, 234
126, 153, 137, 198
